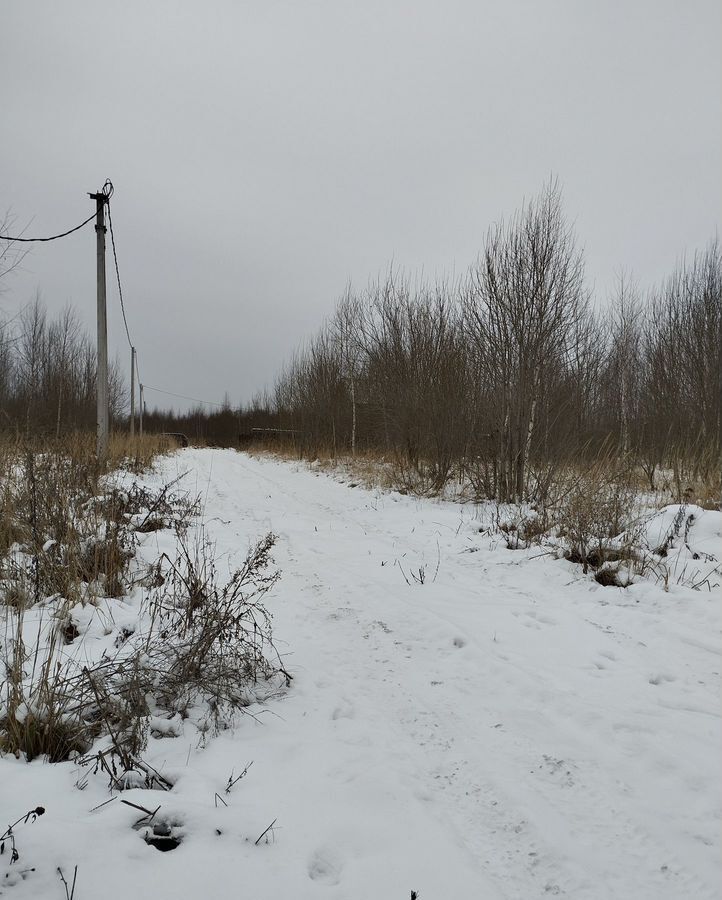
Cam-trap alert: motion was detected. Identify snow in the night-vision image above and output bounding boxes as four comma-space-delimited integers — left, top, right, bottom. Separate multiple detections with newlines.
638, 503, 721, 589
1, 448, 720, 899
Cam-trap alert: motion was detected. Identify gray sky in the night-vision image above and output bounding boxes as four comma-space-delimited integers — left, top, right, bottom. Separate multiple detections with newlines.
2, 0, 720, 412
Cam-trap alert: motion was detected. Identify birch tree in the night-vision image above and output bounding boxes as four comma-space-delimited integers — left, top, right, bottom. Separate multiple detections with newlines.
464, 180, 587, 501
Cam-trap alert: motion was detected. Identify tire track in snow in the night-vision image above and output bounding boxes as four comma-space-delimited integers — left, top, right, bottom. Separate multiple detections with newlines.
188, 450, 721, 899
205, 455, 608, 894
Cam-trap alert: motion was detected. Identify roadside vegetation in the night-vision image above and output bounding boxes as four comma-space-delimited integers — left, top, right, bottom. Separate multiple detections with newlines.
146, 182, 719, 514
143, 182, 719, 592
0, 433, 284, 772
262, 183, 719, 510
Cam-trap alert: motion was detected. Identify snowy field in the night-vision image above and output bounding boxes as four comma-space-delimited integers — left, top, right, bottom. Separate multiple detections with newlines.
2, 448, 720, 899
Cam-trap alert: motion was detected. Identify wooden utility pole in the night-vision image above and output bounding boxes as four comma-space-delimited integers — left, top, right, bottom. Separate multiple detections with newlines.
89, 186, 110, 459
130, 346, 136, 437
139, 382, 144, 437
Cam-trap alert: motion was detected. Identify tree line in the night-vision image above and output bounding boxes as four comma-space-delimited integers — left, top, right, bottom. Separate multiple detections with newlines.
261, 182, 720, 499
0, 297, 125, 439
2, 183, 719, 502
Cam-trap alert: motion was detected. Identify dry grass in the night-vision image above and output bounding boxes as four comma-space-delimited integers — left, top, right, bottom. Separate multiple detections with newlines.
0, 432, 172, 762
107, 432, 174, 473
1, 430, 284, 767
245, 441, 398, 492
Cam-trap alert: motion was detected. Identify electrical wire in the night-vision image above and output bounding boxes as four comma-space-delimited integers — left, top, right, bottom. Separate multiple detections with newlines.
2, 181, 222, 419
106, 200, 134, 351
0, 211, 98, 243
141, 385, 226, 408
102, 185, 144, 425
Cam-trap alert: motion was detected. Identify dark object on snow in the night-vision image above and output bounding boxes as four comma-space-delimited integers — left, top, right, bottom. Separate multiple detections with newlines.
145, 822, 181, 851
145, 833, 181, 851
63, 620, 80, 644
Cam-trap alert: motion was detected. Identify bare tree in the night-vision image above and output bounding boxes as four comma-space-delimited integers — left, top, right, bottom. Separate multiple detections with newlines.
601, 272, 643, 456
0, 211, 28, 292
463, 180, 588, 501
330, 286, 364, 456
221, 184, 718, 502
643, 239, 721, 488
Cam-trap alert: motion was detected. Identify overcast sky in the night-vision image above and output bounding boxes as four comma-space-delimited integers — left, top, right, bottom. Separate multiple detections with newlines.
1, 1, 720, 412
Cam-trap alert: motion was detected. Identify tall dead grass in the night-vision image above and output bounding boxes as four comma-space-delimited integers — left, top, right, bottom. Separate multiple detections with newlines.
0, 430, 285, 768
0, 432, 171, 761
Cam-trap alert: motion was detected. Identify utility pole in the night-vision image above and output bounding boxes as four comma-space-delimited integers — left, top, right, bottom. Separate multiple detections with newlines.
89, 184, 111, 460
139, 383, 144, 437
130, 346, 136, 437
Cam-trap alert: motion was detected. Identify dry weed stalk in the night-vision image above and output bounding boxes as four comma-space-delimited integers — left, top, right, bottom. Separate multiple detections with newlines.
1, 434, 285, 769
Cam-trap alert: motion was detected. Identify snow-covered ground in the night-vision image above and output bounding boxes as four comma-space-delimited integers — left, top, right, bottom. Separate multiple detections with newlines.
2, 448, 720, 899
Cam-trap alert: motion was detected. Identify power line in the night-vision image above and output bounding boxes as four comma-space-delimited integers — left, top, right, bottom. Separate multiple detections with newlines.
142, 384, 227, 409
0, 211, 97, 243
106, 200, 134, 350
2, 185, 226, 424
102, 185, 143, 439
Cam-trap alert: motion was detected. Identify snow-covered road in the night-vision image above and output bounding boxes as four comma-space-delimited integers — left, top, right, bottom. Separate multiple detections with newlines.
3, 448, 719, 899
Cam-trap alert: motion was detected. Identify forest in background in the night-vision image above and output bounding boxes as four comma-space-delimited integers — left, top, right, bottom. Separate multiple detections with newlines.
147, 184, 721, 503
2, 183, 720, 504
0, 298, 125, 439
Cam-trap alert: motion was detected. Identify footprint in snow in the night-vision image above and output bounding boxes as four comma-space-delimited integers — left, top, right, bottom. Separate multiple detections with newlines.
308, 847, 343, 885
523, 610, 558, 628
2, 867, 35, 890
648, 672, 677, 685
331, 700, 355, 720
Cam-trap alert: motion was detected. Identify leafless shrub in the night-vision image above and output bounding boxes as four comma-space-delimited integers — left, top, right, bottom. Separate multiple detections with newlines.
556, 460, 637, 575
0, 603, 100, 762
496, 508, 548, 550
146, 528, 283, 724
0, 439, 193, 765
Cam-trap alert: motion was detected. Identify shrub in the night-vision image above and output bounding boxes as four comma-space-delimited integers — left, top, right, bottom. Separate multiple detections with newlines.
557, 461, 636, 574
